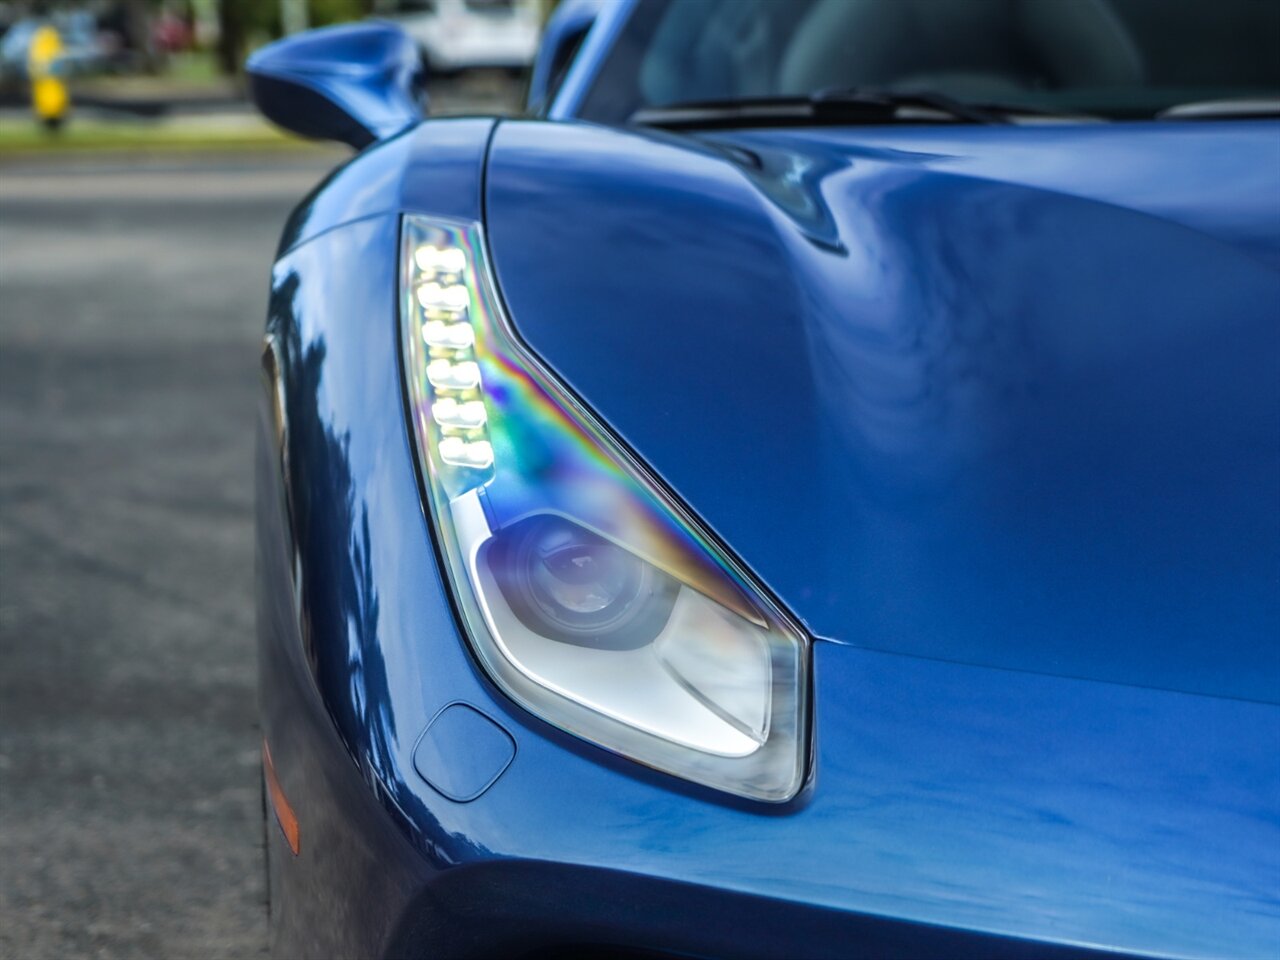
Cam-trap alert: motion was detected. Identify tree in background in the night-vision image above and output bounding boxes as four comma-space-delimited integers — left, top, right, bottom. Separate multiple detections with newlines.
311, 0, 376, 28
216, 0, 375, 75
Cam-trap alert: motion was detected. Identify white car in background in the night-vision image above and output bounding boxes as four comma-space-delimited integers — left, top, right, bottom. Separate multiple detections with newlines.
373, 0, 541, 74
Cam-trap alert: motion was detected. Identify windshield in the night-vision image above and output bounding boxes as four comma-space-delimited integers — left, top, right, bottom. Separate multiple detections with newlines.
577, 0, 1280, 123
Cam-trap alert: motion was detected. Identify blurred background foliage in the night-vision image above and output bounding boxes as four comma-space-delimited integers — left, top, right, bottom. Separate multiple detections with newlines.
215, 0, 378, 73
1, 1, 555, 77
0, 0, 543, 150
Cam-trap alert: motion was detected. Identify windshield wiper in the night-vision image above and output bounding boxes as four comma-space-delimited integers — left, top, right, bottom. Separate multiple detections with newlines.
631, 88, 1013, 130
1158, 98, 1280, 120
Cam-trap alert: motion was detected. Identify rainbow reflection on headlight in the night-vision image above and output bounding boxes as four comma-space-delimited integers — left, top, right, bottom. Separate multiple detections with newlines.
400, 216, 808, 801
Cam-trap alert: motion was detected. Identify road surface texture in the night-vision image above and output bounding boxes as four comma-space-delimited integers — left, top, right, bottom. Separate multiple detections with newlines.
0, 149, 347, 958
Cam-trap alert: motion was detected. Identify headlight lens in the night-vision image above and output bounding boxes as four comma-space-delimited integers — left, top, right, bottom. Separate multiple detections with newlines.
399, 215, 809, 801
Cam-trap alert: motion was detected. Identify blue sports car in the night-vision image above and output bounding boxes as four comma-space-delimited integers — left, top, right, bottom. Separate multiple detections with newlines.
250, 2, 1280, 957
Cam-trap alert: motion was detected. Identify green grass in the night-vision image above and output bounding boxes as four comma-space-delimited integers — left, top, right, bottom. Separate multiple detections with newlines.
164, 51, 223, 86
0, 116, 326, 155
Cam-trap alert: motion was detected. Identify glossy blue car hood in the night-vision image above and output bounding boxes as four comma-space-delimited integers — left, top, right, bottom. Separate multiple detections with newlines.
482, 119, 1280, 705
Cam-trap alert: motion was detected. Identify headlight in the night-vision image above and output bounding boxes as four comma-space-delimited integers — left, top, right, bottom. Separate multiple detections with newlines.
399, 215, 809, 802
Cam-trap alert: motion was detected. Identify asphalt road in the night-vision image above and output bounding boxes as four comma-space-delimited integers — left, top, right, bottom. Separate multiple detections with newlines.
0, 150, 345, 958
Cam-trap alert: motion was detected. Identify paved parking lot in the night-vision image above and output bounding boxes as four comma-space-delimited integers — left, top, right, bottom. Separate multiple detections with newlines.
0, 150, 343, 958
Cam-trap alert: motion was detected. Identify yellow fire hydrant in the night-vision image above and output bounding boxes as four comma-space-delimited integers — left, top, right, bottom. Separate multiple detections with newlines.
28, 25, 69, 131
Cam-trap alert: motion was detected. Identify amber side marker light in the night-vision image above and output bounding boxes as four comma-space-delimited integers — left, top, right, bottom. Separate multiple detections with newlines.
263, 739, 300, 856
